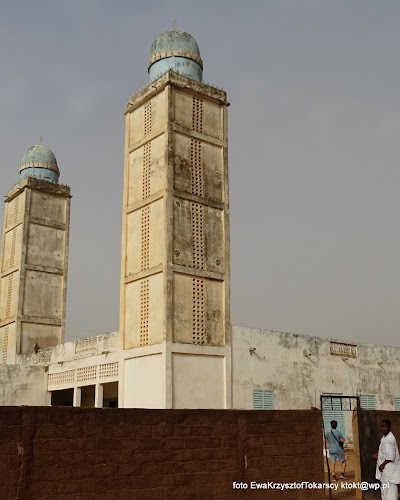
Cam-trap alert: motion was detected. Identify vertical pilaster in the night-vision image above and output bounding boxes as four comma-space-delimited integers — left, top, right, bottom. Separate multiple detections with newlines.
95, 383, 104, 408
73, 387, 81, 407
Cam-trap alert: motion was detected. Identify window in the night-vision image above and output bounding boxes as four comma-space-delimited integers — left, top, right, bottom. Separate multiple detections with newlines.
253, 389, 274, 410
360, 394, 376, 410
394, 397, 400, 411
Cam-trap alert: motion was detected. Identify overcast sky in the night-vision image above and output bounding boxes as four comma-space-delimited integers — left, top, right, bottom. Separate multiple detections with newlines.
1, 1, 399, 347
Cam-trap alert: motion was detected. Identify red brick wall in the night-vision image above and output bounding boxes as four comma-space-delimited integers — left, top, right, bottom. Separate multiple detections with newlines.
0, 407, 324, 500
0, 407, 23, 500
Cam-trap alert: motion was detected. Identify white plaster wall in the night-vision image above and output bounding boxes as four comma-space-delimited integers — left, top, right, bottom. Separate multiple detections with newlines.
232, 326, 400, 440
171, 352, 226, 409
0, 365, 48, 405
123, 352, 166, 408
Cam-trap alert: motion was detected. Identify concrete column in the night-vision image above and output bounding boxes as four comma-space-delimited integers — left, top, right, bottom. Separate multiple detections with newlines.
118, 361, 124, 408
95, 383, 103, 408
73, 387, 81, 407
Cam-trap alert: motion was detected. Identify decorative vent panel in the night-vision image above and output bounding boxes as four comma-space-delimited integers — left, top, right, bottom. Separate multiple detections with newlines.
144, 102, 152, 136
99, 362, 119, 379
77, 366, 97, 382
9, 229, 17, 268
2, 326, 9, 363
330, 342, 357, 358
48, 370, 75, 387
190, 203, 205, 270
5, 274, 14, 318
192, 97, 203, 133
140, 280, 149, 346
190, 140, 203, 196
13, 196, 20, 224
141, 207, 150, 271
142, 143, 151, 199
192, 279, 205, 344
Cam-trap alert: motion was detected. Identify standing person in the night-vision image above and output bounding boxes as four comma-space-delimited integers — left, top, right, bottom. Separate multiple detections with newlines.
374, 419, 400, 500
325, 420, 347, 480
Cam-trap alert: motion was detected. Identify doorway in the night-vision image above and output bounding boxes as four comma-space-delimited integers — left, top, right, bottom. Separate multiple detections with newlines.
321, 395, 361, 500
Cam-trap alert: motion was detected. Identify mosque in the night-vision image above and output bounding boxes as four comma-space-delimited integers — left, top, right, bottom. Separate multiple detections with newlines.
1, 29, 400, 441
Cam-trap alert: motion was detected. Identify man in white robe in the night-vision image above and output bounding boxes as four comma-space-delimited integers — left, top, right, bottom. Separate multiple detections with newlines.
375, 419, 400, 500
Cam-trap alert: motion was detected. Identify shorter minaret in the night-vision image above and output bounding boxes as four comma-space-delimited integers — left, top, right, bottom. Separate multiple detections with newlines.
0, 145, 71, 363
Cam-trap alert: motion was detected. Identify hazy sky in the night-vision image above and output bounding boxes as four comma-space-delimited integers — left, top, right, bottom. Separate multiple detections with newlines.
1, 1, 399, 346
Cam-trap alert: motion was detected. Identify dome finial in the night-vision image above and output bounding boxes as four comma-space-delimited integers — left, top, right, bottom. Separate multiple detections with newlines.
19, 143, 60, 183
148, 28, 203, 83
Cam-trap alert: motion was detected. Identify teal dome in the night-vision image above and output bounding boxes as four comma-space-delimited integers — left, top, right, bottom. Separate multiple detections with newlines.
19, 144, 60, 183
148, 29, 203, 83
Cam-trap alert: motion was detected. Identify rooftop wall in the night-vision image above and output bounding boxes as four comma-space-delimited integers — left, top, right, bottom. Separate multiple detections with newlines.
18, 331, 120, 365
232, 326, 400, 412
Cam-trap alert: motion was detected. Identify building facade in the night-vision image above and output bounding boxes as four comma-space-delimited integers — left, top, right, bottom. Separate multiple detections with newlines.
0, 29, 398, 442
3, 325, 400, 444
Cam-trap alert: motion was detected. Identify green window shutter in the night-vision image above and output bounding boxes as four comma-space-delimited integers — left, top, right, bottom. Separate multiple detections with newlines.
322, 394, 345, 435
360, 394, 376, 410
394, 397, 400, 411
253, 389, 274, 409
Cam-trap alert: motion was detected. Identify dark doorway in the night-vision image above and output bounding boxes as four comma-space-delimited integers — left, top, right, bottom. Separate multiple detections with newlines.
321, 395, 360, 500
103, 381, 118, 408
51, 388, 73, 406
81, 385, 95, 408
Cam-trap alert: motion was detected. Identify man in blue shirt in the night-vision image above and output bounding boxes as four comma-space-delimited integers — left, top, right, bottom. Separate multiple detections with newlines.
325, 420, 347, 480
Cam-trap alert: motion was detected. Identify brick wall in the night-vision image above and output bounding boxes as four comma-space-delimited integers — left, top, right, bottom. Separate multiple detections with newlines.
0, 407, 324, 500
0, 408, 23, 500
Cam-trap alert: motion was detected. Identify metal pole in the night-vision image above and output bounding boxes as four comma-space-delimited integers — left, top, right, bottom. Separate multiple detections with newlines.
321, 396, 334, 500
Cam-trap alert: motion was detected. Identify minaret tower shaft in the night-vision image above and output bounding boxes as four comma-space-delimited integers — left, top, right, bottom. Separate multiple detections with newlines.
0, 145, 71, 363
119, 30, 231, 408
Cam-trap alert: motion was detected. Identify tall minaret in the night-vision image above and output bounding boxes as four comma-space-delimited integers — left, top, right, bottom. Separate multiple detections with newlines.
120, 29, 231, 409
0, 145, 71, 363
